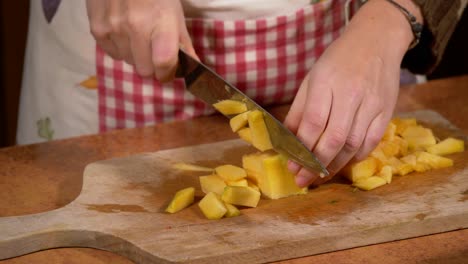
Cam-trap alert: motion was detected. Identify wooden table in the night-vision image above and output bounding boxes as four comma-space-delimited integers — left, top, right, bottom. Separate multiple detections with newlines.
1, 75, 468, 263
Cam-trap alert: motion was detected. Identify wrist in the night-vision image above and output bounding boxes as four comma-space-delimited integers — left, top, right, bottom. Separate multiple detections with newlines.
344, 0, 422, 60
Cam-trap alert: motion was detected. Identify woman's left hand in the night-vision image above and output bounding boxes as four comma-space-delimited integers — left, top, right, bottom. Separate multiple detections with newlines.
284, 0, 422, 187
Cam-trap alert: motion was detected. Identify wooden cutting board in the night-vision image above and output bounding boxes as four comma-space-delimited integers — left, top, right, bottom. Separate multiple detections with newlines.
1, 110, 467, 264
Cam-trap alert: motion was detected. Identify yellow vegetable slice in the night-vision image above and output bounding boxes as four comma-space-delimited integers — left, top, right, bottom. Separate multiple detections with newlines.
248, 110, 273, 151
387, 157, 413, 176
223, 202, 241, 218
260, 154, 307, 199
393, 118, 418, 136
247, 180, 260, 192
237, 127, 253, 144
242, 152, 274, 185
377, 165, 393, 184
221, 186, 261, 208
165, 187, 195, 213
199, 175, 227, 195
227, 178, 249, 187
426, 137, 465, 156
353, 176, 387, 191
382, 122, 396, 141
198, 192, 227, 220
416, 151, 453, 169
215, 164, 247, 181
342, 157, 378, 182
172, 162, 214, 172
213, 100, 247, 115
401, 126, 436, 151
230, 111, 250, 132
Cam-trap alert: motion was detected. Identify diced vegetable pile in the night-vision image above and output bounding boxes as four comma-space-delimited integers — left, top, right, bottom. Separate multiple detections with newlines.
165, 100, 465, 219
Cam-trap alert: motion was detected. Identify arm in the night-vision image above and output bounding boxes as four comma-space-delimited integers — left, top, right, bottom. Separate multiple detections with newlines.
284, 0, 424, 186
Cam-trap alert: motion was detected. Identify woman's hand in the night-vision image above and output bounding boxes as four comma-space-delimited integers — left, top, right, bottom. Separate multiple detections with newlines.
86, 0, 197, 82
284, 0, 422, 187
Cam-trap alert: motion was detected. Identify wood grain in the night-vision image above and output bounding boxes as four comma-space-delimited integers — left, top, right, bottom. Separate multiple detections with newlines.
1, 111, 467, 263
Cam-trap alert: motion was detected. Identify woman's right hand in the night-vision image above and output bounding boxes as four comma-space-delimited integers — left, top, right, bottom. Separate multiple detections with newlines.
86, 0, 197, 82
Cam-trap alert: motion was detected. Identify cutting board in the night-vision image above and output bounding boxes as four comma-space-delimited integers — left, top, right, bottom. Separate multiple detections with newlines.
1, 110, 467, 263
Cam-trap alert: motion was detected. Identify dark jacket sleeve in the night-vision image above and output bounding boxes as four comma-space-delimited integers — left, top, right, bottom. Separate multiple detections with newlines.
402, 0, 467, 74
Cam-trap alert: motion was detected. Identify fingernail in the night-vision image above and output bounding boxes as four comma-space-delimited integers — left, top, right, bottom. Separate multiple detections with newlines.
287, 160, 301, 175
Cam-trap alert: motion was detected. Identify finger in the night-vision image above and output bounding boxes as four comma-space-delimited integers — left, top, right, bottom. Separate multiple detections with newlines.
284, 74, 309, 134
355, 112, 391, 161
128, 28, 154, 77
151, 13, 180, 82
87, 0, 120, 59
179, 25, 199, 61
295, 84, 363, 187
324, 95, 383, 179
107, 0, 133, 63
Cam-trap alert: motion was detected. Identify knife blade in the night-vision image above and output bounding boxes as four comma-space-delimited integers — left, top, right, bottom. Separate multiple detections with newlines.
175, 49, 328, 177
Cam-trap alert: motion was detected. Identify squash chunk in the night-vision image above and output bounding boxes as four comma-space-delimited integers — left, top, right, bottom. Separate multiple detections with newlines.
426, 137, 465, 156
165, 187, 195, 213
342, 157, 378, 182
227, 178, 248, 187
237, 127, 252, 144
223, 202, 241, 218
260, 154, 307, 199
416, 152, 453, 169
378, 165, 393, 184
382, 122, 397, 141
401, 126, 436, 151
198, 192, 227, 220
230, 111, 250, 132
199, 175, 226, 195
353, 176, 387, 191
242, 152, 275, 185
212, 100, 247, 115
248, 110, 273, 151
221, 186, 261, 207
393, 118, 418, 135
173, 162, 214, 172
215, 164, 247, 181
247, 180, 260, 192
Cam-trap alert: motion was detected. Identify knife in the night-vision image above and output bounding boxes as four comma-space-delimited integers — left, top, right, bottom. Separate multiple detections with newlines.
175, 49, 328, 177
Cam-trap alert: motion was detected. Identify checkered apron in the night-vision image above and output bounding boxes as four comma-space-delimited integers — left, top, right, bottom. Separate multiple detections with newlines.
96, 0, 352, 132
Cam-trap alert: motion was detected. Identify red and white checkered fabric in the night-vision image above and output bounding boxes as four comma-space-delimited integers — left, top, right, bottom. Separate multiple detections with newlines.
96, 0, 350, 132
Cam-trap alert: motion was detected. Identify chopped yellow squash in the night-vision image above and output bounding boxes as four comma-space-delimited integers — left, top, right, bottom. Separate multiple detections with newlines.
212, 99, 247, 115
242, 151, 274, 185
342, 157, 378, 182
172, 162, 214, 172
426, 137, 465, 156
230, 111, 250, 132
260, 154, 307, 199
227, 178, 249, 187
215, 164, 247, 181
387, 157, 414, 176
382, 122, 397, 141
199, 175, 227, 195
198, 192, 227, 220
393, 118, 418, 135
223, 202, 241, 218
401, 126, 436, 151
237, 127, 252, 144
378, 140, 401, 158
221, 186, 261, 207
248, 110, 273, 151
165, 187, 195, 213
377, 165, 393, 184
353, 176, 387, 191
247, 180, 260, 192
416, 151, 453, 169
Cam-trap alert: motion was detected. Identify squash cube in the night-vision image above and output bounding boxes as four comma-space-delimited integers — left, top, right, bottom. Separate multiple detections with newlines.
426, 137, 465, 156
165, 187, 195, 213
382, 122, 397, 141
223, 202, 241, 218
416, 151, 453, 169
378, 165, 393, 184
173, 162, 214, 172
248, 110, 273, 151
353, 176, 387, 191
198, 192, 227, 220
215, 164, 247, 181
221, 186, 261, 207
230, 111, 250, 132
401, 126, 436, 151
212, 100, 247, 115
242, 152, 275, 185
393, 118, 418, 135
226, 178, 249, 187
237, 127, 253, 144
342, 157, 378, 182
387, 157, 413, 176
199, 175, 227, 195
260, 154, 308, 199
247, 180, 260, 192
